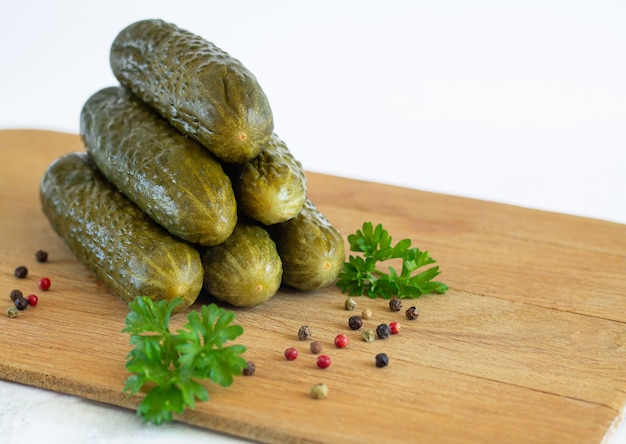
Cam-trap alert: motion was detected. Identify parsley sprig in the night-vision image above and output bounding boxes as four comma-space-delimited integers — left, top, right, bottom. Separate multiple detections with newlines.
122, 296, 247, 425
336, 222, 448, 299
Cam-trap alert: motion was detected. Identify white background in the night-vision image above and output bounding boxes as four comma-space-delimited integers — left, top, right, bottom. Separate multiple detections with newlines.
0, 1, 624, 443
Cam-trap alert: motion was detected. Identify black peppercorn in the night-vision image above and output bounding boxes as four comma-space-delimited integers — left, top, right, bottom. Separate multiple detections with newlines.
14, 266, 28, 278
389, 298, 402, 312
348, 315, 363, 330
10, 289, 23, 302
14, 296, 29, 310
405, 306, 419, 320
35, 250, 49, 263
376, 323, 391, 339
375, 353, 389, 368
242, 361, 256, 376
298, 325, 312, 341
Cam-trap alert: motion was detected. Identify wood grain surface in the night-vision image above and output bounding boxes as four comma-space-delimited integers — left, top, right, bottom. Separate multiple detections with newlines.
1, 129, 625, 443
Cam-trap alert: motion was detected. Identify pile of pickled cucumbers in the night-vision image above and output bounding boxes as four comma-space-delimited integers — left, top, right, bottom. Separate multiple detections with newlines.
40, 19, 345, 312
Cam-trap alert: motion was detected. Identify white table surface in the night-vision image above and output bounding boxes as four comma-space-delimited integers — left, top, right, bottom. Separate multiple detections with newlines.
1, 1, 624, 443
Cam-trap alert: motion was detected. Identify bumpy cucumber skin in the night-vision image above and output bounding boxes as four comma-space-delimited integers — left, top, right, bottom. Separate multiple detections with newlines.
40, 152, 203, 312
270, 199, 345, 291
81, 86, 237, 246
201, 221, 282, 307
110, 19, 274, 163
227, 133, 306, 226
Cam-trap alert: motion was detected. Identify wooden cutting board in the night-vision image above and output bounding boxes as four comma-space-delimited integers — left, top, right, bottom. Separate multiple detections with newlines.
1, 129, 625, 443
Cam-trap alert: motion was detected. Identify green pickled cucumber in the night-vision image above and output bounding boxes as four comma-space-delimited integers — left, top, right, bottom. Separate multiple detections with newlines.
226, 133, 306, 225
110, 19, 273, 163
270, 199, 345, 291
40, 152, 203, 312
80, 86, 237, 246
201, 221, 282, 307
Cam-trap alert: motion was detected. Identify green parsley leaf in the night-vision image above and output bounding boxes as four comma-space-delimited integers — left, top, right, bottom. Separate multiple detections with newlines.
122, 297, 247, 425
336, 222, 448, 299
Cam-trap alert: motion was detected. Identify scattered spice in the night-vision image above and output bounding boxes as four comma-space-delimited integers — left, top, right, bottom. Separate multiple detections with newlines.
14, 266, 28, 279
405, 306, 419, 320
316, 355, 331, 369
348, 315, 363, 330
298, 325, 312, 341
375, 353, 389, 368
6, 306, 19, 318
389, 298, 402, 312
344, 297, 357, 311
14, 296, 29, 311
310, 383, 329, 399
27, 294, 39, 307
361, 328, 375, 342
242, 361, 256, 376
284, 347, 298, 361
35, 250, 49, 263
38, 277, 51, 291
390, 321, 401, 335
310, 341, 323, 354
9, 289, 23, 302
376, 323, 391, 339
334, 334, 349, 349
361, 308, 373, 319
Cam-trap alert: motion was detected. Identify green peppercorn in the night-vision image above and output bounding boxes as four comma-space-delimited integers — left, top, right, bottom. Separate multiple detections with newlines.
361, 308, 372, 319
298, 325, 312, 341
348, 315, 363, 330
344, 297, 357, 311
6, 306, 19, 318
375, 353, 389, 368
9, 289, 23, 302
14, 266, 28, 278
389, 298, 402, 312
376, 323, 391, 339
310, 383, 329, 399
405, 306, 419, 320
361, 328, 375, 342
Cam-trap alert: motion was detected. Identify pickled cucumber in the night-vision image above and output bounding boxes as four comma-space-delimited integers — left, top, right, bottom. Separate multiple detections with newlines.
110, 19, 273, 163
40, 152, 203, 312
201, 221, 282, 307
226, 133, 306, 225
270, 199, 345, 291
80, 86, 237, 246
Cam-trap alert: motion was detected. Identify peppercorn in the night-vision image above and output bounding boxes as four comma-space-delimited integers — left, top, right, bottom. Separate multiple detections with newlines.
334, 334, 349, 349
297, 325, 312, 341
375, 353, 389, 368
344, 297, 357, 311
6, 306, 19, 318
9, 289, 23, 302
405, 306, 420, 320
35, 250, 48, 263
14, 266, 28, 278
284, 347, 298, 361
310, 383, 329, 399
389, 298, 402, 312
38, 277, 51, 291
361, 328, 375, 342
27, 294, 38, 306
348, 315, 363, 330
310, 341, 323, 354
316, 355, 331, 369
361, 308, 373, 319
14, 296, 29, 311
390, 321, 401, 335
242, 361, 256, 376
376, 323, 391, 339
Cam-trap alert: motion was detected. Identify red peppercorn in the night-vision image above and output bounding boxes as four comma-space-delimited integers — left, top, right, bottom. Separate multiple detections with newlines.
27, 294, 38, 306
284, 347, 298, 361
38, 277, 51, 291
316, 355, 331, 369
390, 321, 401, 335
334, 334, 349, 349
